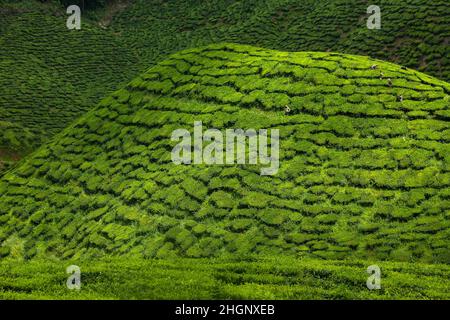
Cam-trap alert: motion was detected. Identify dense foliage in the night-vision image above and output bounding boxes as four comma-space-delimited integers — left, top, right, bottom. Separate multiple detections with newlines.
58, 0, 107, 10
36, 0, 107, 10
113, 0, 450, 82
0, 121, 40, 173
0, 0, 448, 299
1, 257, 449, 299
0, 44, 448, 267
0, 0, 449, 172
0, 0, 139, 168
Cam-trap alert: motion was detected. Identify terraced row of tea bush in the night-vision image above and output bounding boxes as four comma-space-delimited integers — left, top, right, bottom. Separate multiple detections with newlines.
1, 257, 449, 299
0, 121, 41, 172
112, 0, 450, 82
0, 0, 449, 173
0, 44, 448, 265
0, 0, 140, 161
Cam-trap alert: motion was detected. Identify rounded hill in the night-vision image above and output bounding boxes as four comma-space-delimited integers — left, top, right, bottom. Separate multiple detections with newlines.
0, 43, 448, 263
0, 0, 449, 173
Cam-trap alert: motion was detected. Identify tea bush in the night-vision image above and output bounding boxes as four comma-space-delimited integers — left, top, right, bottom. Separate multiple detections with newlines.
1, 0, 449, 173
0, 44, 448, 299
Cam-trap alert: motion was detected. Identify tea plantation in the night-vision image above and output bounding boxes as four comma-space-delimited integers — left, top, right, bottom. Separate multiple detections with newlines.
0, 0, 140, 170
1, 257, 449, 299
0, 43, 449, 293
112, 0, 450, 81
0, 0, 449, 172
0, 121, 40, 172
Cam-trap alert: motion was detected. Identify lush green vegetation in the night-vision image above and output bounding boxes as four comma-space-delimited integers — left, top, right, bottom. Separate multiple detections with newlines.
0, 44, 448, 270
57, 0, 108, 10
0, 0, 449, 172
0, 0, 139, 165
0, 121, 40, 172
0, 0, 448, 299
1, 257, 449, 299
112, 0, 450, 82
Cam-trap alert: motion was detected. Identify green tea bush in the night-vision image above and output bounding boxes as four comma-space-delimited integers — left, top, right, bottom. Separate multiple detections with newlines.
0, 44, 448, 271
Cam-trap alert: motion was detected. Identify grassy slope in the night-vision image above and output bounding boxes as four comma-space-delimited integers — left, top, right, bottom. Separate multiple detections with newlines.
0, 44, 448, 269
0, 257, 449, 299
0, 0, 449, 172
0, 0, 139, 169
112, 0, 450, 81
0, 121, 37, 172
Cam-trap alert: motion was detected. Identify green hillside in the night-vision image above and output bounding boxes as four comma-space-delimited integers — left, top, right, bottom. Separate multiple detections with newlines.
112, 0, 450, 81
0, 44, 448, 266
0, 121, 39, 172
0, 0, 139, 169
1, 257, 449, 299
0, 0, 449, 173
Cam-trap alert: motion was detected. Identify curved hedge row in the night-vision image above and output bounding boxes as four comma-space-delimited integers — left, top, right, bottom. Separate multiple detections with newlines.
0, 1, 139, 168
112, 0, 450, 82
1, 257, 449, 299
0, 0, 449, 173
0, 44, 448, 264
0, 121, 40, 173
